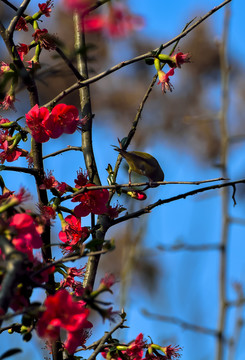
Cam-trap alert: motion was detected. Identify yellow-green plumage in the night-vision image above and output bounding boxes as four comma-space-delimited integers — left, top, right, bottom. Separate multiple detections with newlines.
114, 147, 164, 185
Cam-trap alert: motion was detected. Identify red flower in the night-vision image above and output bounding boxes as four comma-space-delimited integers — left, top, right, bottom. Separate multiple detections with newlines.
32, 258, 55, 284
106, 204, 121, 219
64, 328, 91, 354
25, 104, 51, 143
32, 28, 56, 50
56, 181, 70, 195
74, 169, 89, 188
15, 17, 28, 32
26, 104, 80, 142
126, 333, 146, 360
157, 68, 175, 93
1, 187, 30, 206
59, 215, 89, 252
162, 345, 182, 359
60, 266, 86, 289
38, 1, 53, 17
16, 43, 29, 61
0, 140, 23, 164
127, 190, 147, 201
98, 274, 115, 291
44, 104, 79, 138
171, 52, 191, 68
39, 205, 56, 222
72, 184, 109, 217
0, 94, 16, 111
37, 289, 93, 354
9, 213, 43, 260
39, 170, 59, 189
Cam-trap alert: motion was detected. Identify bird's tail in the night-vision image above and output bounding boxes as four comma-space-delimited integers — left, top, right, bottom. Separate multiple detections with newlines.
112, 145, 126, 157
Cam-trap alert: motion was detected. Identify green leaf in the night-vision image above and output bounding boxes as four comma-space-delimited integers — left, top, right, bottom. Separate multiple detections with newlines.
145, 58, 155, 65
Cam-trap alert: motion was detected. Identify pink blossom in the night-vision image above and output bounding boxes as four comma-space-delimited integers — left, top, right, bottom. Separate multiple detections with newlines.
157, 68, 175, 93
9, 213, 43, 260
171, 52, 191, 68
16, 43, 29, 61
100, 273, 115, 290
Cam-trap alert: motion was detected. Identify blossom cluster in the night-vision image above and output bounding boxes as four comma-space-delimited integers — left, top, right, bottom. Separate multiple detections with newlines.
25, 104, 80, 143
101, 333, 182, 360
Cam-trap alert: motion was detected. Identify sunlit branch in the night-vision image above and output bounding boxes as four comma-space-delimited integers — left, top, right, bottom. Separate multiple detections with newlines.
43, 145, 83, 159
86, 315, 126, 360
61, 177, 227, 201
111, 179, 245, 226
31, 248, 111, 279
0, 165, 37, 175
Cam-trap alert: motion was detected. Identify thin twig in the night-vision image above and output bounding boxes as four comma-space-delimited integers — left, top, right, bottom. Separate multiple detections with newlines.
142, 310, 220, 337
60, 177, 227, 202
0, 165, 37, 176
7, 0, 31, 36
55, 47, 85, 81
1, 0, 26, 15
43, 146, 83, 159
157, 243, 221, 252
86, 315, 126, 360
111, 179, 245, 226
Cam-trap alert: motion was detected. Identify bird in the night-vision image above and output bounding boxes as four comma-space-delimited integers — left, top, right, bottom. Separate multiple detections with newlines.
113, 145, 164, 187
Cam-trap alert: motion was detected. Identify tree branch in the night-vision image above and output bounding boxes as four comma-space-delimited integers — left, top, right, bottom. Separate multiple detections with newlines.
111, 179, 245, 226
44, 0, 232, 108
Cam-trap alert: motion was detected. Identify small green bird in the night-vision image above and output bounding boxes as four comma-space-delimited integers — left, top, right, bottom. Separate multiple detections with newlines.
114, 146, 164, 186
